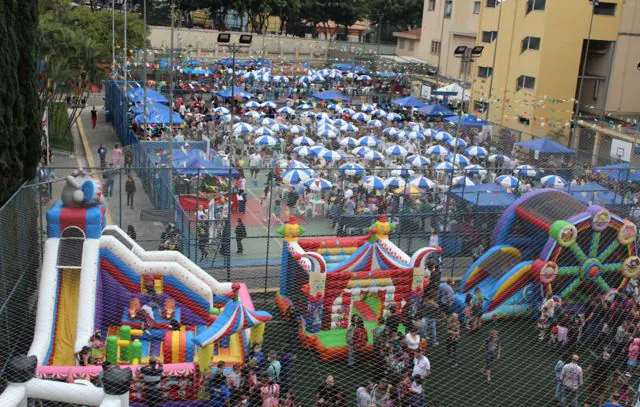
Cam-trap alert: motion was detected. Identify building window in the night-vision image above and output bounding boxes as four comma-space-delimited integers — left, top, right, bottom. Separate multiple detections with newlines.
518, 116, 531, 126
409, 41, 415, 51
398, 39, 405, 49
431, 40, 441, 54
486, 0, 498, 7
526, 0, 545, 14
473, 1, 481, 13
481, 31, 498, 43
594, 2, 616, 15
474, 101, 490, 112
478, 66, 493, 78
428, 0, 436, 11
444, 0, 453, 17
521, 36, 541, 52
516, 75, 536, 90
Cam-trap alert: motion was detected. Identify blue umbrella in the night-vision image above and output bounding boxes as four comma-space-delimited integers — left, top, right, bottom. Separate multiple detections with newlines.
283, 168, 313, 185
297, 103, 313, 110
339, 137, 358, 147
394, 130, 407, 140
272, 75, 289, 83
340, 162, 366, 176
434, 162, 456, 174
463, 164, 487, 178
427, 145, 449, 156
261, 101, 277, 109
368, 119, 384, 128
270, 123, 289, 133
383, 127, 400, 137
495, 175, 520, 189
452, 176, 475, 188
254, 126, 275, 136
298, 75, 314, 84
385, 144, 408, 158
320, 150, 344, 162
315, 112, 332, 121
281, 159, 310, 170
304, 177, 333, 191
233, 123, 254, 134
309, 145, 329, 157
409, 176, 436, 190
213, 106, 229, 115
244, 110, 262, 119
260, 118, 277, 127
364, 150, 384, 161
434, 131, 452, 141
488, 154, 511, 163
293, 136, 315, 146
465, 146, 488, 157
254, 135, 278, 146
514, 165, 539, 177
277, 106, 295, 115
352, 146, 371, 156
359, 135, 380, 147
361, 104, 375, 113
447, 137, 468, 149
372, 108, 387, 117
245, 100, 261, 109
385, 177, 406, 189
406, 154, 431, 167
318, 129, 339, 139
303, 111, 317, 118
334, 119, 348, 128
358, 75, 372, 81
312, 73, 325, 82
352, 112, 370, 122
342, 108, 356, 116
317, 118, 335, 126
390, 167, 415, 178
407, 131, 425, 140
340, 123, 359, 133
293, 146, 312, 157
386, 112, 403, 121
445, 153, 470, 166
541, 175, 567, 188
362, 175, 385, 190
288, 125, 306, 134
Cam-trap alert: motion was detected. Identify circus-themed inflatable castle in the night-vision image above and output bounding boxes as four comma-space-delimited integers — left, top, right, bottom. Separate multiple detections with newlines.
275, 215, 442, 361
0, 170, 271, 407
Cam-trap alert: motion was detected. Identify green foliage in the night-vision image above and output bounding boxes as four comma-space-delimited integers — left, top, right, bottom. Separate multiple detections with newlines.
0, 0, 43, 202
365, 0, 423, 32
49, 103, 73, 152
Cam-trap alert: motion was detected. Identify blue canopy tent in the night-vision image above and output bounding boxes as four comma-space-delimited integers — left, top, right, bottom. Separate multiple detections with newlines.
594, 163, 640, 182
312, 90, 351, 101
417, 104, 455, 117
391, 96, 425, 108
250, 58, 272, 66
378, 72, 399, 78
445, 114, 490, 127
216, 58, 248, 67
127, 88, 169, 104
174, 156, 240, 177
564, 183, 624, 206
215, 86, 253, 100
182, 59, 205, 66
134, 104, 184, 124
451, 184, 516, 207
516, 138, 576, 155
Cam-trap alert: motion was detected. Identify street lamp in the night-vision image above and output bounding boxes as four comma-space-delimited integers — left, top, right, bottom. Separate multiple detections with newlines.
217, 33, 252, 161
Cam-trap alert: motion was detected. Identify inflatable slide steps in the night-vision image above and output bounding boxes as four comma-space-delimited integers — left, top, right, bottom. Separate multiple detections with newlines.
353, 301, 377, 322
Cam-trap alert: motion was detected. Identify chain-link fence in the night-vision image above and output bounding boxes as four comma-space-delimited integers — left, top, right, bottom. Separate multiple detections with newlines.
2, 157, 640, 406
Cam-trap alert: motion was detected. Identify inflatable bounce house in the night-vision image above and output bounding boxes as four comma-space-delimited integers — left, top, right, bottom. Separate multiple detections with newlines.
0, 170, 271, 407
275, 215, 441, 361
454, 189, 639, 319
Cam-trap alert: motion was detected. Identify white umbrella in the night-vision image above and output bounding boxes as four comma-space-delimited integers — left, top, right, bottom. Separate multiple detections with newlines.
283, 168, 313, 185
452, 176, 475, 188
385, 144, 409, 158
406, 154, 431, 167
409, 176, 436, 190
293, 136, 315, 146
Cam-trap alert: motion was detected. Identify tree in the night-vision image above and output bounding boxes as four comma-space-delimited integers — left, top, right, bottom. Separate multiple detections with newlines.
0, 0, 43, 202
328, 0, 366, 40
365, 0, 423, 33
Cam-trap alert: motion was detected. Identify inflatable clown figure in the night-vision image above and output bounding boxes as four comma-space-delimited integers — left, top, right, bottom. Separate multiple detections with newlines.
276, 216, 305, 242
370, 215, 396, 240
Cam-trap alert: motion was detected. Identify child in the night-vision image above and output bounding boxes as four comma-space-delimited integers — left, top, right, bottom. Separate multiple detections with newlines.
483, 329, 501, 383
463, 293, 473, 330
408, 375, 423, 407
447, 313, 461, 366
628, 338, 640, 372
538, 315, 550, 341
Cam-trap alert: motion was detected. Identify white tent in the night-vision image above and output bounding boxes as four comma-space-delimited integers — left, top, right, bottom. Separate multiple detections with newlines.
435, 83, 470, 102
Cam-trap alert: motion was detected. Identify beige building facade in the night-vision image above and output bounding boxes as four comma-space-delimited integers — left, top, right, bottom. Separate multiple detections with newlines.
393, 0, 481, 80
470, 0, 638, 143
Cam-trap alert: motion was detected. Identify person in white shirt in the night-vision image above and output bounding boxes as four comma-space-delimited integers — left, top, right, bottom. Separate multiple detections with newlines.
412, 348, 431, 379
428, 231, 439, 248
405, 326, 421, 351
249, 152, 262, 179
560, 354, 583, 407
355, 381, 373, 407
196, 204, 208, 221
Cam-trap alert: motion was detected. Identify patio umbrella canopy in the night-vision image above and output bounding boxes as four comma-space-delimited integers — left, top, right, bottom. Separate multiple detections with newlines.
515, 138, 576, 155
312, 90, 351, 101
391, 95, 425, 108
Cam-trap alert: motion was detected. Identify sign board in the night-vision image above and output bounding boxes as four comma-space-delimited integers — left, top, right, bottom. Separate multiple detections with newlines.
610, 138, 632, 162
421, 85, 432, 100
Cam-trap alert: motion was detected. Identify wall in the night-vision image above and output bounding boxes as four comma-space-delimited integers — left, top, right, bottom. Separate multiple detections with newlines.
605, 0, 640, 115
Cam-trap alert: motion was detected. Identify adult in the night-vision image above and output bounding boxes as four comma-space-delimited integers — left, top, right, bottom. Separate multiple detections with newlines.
554, 355, 566, 406
602, 393, 623, 407
266, 351, 281, 384
585, 351, 612, 407
235, 218, 247, 254
420, 296, 440, 345
249, 151, 262, 180
207, 372, 231, 407
439, 279, 455, 316
560, 354, 583, 407
97, 144, 108, 168
111, 144, 123, 168
315, 375, 343, 406
370, 378, 391, 407
412, 348, 431, 380
125, 175, 136, 209
140, 358, 164, 407
91, 107, 97, 128
356, 381, 373, 407
404, 326, 421, 353
346, 315, 368, 367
